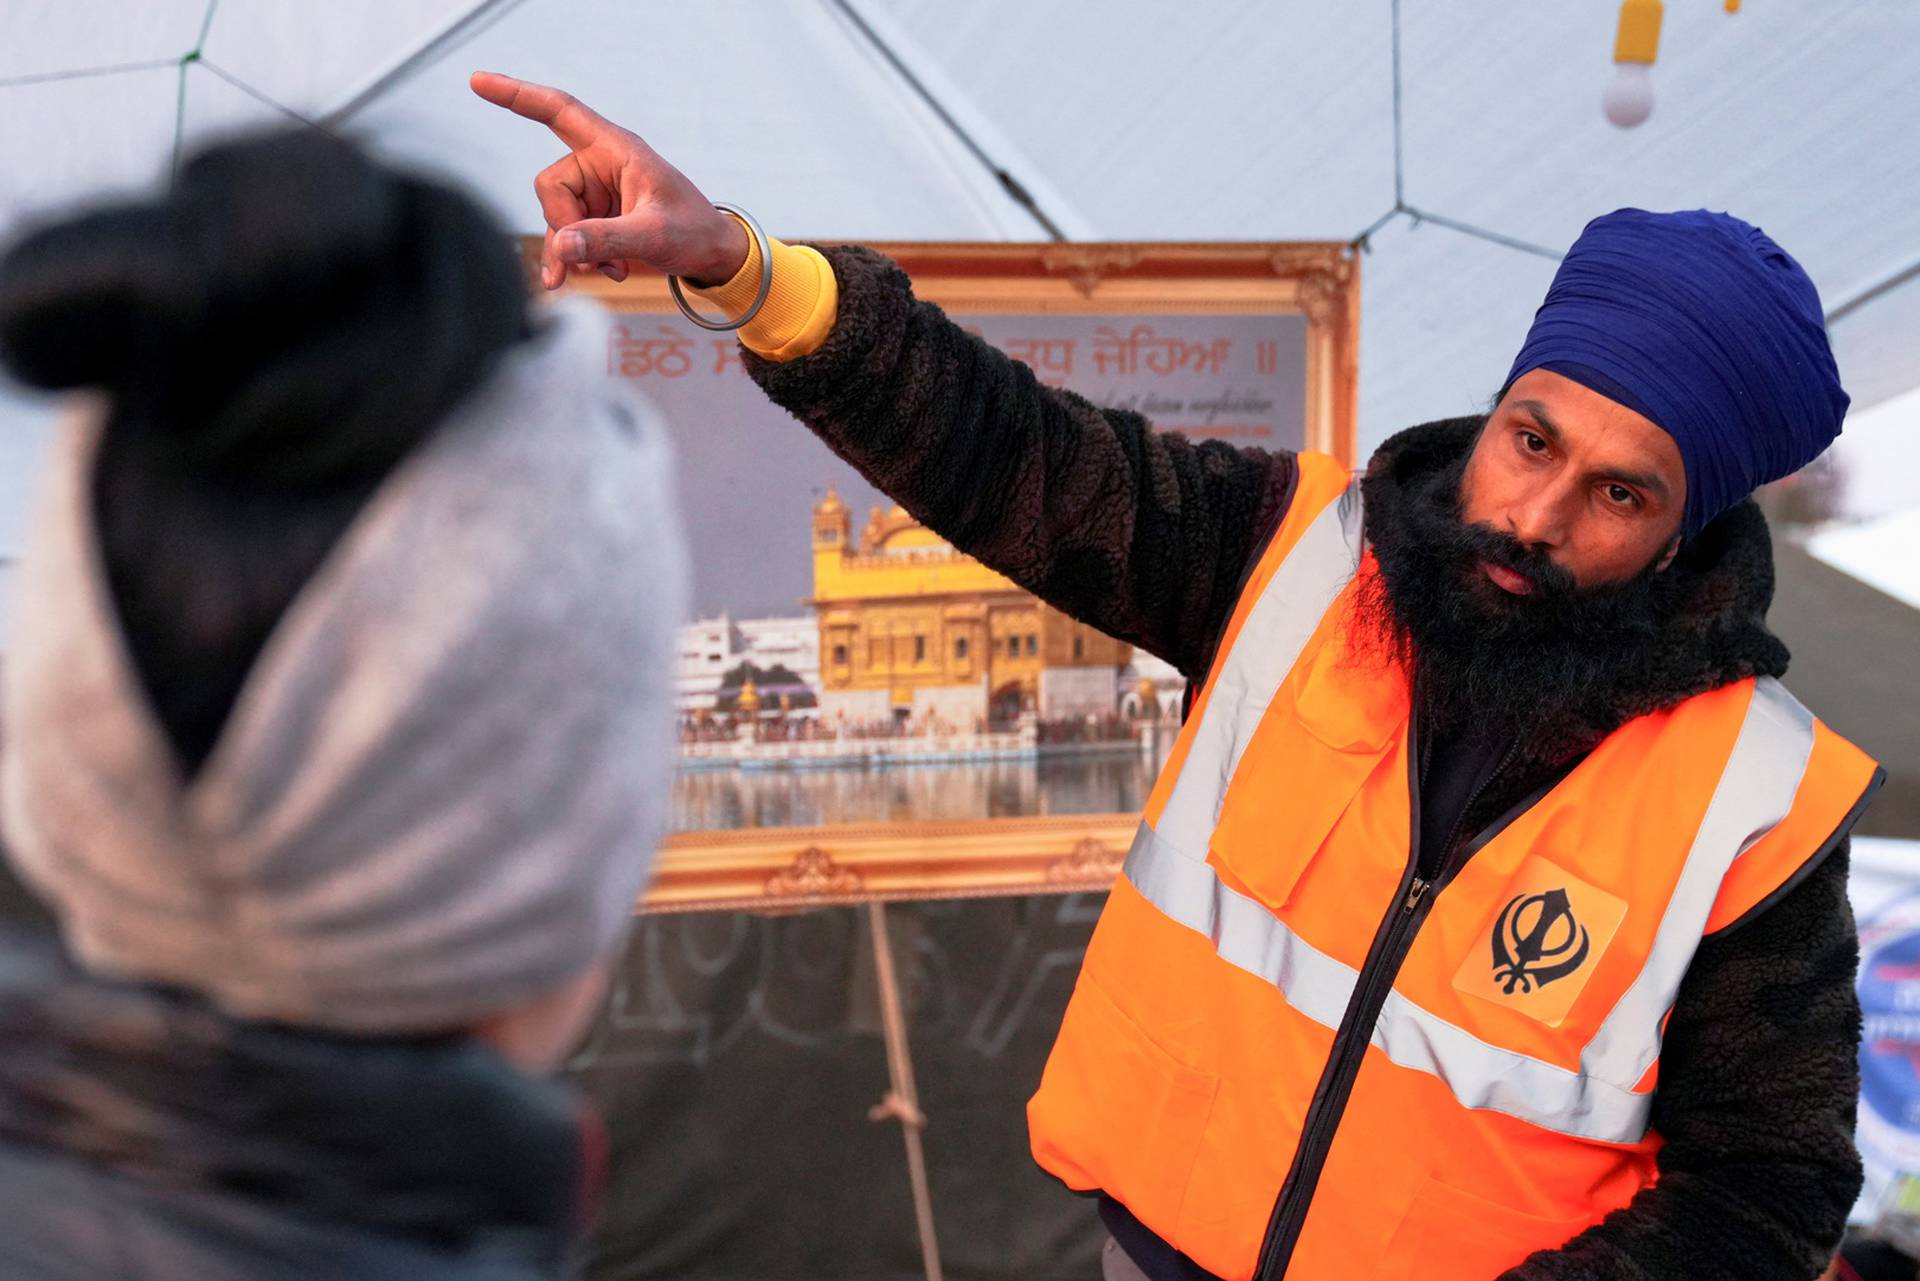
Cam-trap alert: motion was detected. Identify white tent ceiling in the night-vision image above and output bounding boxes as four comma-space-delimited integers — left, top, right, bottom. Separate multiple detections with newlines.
3, 0, 1918, 553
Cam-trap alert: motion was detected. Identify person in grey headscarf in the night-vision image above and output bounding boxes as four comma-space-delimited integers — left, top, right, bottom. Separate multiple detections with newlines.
0, 128, 688, 1281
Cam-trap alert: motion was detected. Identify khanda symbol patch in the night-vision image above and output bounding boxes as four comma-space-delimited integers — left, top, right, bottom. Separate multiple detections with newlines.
1491, 888, 1591, 994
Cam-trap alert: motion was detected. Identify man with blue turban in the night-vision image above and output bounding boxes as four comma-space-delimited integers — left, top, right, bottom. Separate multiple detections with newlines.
483, 74, 1882, 1281
1506, 207, 1853, 546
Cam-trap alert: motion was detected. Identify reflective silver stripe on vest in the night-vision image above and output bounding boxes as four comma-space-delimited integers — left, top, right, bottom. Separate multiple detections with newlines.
1152, 482, 1365, 859
1123, 823, 1655, 1143
1580, 676, 1817, 1085
1126, 477, 1823, 1141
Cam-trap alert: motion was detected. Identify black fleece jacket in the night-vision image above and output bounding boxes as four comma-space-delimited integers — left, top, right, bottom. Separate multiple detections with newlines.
745, 245, 1870, 1281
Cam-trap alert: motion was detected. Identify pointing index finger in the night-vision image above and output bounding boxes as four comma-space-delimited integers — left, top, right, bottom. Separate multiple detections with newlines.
470, 71, 614, 150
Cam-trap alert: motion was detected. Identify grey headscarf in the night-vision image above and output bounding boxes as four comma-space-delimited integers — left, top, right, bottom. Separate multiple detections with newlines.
2, 300, 688, 1035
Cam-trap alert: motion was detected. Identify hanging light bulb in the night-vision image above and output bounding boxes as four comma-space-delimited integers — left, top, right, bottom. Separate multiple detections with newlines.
1603, 62, 1655, 128
1604, 0, 1663, 128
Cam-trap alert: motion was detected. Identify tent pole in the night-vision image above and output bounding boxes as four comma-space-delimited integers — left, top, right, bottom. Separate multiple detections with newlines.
321, 0, 529, 126
867, 901, 944, 1281
823, 0, 1071, 243
1827, 255, 1920, 326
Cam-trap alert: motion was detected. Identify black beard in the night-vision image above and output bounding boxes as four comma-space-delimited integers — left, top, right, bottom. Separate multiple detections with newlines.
1355, 453, 1685, 759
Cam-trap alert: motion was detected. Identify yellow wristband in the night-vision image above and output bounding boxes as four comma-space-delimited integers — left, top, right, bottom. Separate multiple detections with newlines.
689, 219, 841, 361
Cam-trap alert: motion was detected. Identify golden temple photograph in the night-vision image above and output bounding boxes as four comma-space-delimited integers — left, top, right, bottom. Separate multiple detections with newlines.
674, 487, 1178, 776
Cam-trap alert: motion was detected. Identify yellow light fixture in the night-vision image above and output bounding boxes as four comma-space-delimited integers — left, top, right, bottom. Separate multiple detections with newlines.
1603, 0, 1740, 128
1604, 0, 1662, 127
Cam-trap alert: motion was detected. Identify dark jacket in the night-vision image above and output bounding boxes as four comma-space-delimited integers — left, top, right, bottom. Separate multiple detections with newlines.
746, 245, 1872, 1281
0, 926, 593, 1281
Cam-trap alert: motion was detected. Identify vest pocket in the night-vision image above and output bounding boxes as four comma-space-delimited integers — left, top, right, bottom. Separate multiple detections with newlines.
1028, 971, 1218, 1234
1205, 624, 1403, 910
1206, 708, 1394, 910
1376, 1177, 1593, 1280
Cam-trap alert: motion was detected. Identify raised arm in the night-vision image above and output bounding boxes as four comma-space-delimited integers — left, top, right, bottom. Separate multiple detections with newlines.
731, 242, 1297, 676
473, 72, 1297, 676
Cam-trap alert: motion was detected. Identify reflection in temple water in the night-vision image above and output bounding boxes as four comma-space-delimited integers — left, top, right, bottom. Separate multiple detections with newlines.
669, 747, 1172, 832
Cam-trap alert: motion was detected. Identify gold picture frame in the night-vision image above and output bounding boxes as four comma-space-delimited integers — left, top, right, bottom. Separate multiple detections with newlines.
645, 812, 1141, 914
545, 240, 1360, 912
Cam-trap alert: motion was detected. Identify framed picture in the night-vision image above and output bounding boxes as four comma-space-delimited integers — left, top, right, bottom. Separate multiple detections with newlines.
552, 240, 1361, 912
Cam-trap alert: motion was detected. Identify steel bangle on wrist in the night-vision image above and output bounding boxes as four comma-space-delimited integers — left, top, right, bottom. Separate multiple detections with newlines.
668, 202, 774, 332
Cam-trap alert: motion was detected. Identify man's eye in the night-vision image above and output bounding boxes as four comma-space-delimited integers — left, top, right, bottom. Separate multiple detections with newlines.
1520, 431, 1548, 453
1606, 484, 1640, 507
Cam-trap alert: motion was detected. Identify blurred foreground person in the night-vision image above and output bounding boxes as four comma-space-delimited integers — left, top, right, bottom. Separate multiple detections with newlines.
0, 130, 687, 1280
478, 74, 1883, 1281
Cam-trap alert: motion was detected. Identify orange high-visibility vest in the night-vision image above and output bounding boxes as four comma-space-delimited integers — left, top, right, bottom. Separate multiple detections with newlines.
1028, 453, 1882, 1281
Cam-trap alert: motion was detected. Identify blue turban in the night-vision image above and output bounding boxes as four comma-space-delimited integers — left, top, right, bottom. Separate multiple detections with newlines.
1505, 209, 1849, 540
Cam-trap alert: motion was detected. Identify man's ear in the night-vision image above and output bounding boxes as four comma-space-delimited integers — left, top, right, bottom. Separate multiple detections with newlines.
1655, 535, 1682, 573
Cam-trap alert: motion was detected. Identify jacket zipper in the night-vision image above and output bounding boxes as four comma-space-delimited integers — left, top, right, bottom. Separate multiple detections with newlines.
1251, 711, 1434, 1280
1433, 739, 1519, 877
1250, 725, 1568, 1280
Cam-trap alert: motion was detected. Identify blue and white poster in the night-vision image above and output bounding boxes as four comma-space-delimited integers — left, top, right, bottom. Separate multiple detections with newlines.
1852, 840, 1920, 1228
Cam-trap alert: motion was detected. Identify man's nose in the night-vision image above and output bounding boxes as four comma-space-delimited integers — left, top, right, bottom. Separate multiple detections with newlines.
1504, 486, 1570, 551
